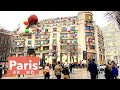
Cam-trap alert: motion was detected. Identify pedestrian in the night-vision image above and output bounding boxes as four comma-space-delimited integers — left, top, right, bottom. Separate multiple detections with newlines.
43, 63, 50, 79
69, 63, 73, 73
54, 61, 63, 79
88, 59, 98, 79
0, 65, 2, 79
80, 60, 82, 68
111, 63, 118, 79
104, 64, 114, 79
52, 63, 55, 70
62, 64, 70, 79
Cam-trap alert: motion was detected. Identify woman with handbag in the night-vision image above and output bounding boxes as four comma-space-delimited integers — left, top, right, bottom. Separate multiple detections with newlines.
43, 63, 50, 79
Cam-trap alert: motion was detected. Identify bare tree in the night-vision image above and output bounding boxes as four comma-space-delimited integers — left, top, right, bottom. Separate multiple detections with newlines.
60, 42, 82, 63
0, 28, 13, 67
47, 45, 59, 61
105, 11, 120, 29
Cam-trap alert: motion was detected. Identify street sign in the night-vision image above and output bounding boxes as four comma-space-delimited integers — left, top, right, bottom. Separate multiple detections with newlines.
8, 57, 39, 75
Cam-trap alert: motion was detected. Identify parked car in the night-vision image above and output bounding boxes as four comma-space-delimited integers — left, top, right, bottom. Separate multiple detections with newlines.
97, 64, 106, 73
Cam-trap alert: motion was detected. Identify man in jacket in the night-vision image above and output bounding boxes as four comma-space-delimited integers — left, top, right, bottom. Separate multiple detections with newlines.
54, 61, 63, 79
88, 59, 98, 79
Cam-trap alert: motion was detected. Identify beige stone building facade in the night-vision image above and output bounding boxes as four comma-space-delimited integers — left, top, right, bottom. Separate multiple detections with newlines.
10, 11, 105, 65
101, 22, 120, 64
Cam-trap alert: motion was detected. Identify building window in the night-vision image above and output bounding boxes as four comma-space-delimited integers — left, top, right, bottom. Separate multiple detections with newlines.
63, 40, 68, 43
53, 39, 57, 44
53, 27, 57, 32
63, 23, 67, 26
43, 35, 49, 38
28, 40, 32, 44
35, 40, 41, 44
28, 35, 32, 39
114, 51, 116, 54
43, 46, 49, 50
89, 45, 95, 49
86, 32, 94, 36
46, 24, 50, 27
70, 40, 73, 43
43, 40, 49, 44
70, 34, 73, 37
61, 34, 68, 38
62, 27, 67, 32
35, 35, 39, 39
52, 45, 57, 50
53, 23, 57, 26
63, 20, 67, 22
70, 26, 75, 31
73, 39, 77, 44
85, 26, 94, 30
53, 33, 57, 38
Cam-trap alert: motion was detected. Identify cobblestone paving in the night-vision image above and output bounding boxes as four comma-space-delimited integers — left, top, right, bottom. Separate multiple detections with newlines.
2, 68, 106, 79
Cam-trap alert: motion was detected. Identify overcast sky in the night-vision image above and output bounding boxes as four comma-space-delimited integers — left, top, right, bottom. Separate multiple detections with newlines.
0, 11, 107, 31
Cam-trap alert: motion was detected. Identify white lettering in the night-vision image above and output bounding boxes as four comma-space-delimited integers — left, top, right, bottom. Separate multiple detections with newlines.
31, 70, 34, 74
24, 63, 28, 70
17, 63, 23, 70
17, 71, 20, 74
9, 60, 39, 72
29, 60, 32, 70
26, 71, 30, 74
10, 60, 16, 70
13, 70, 16, 74
33, 63, 38, 70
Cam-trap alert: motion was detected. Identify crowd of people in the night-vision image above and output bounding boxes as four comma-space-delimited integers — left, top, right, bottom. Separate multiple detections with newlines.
42, 59, 119, 79
43, 61, 76, 79
88, 59, 119, 79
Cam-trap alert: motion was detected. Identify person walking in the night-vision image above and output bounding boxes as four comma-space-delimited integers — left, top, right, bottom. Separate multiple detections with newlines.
88, 59, 98, 79
52, 63, 56, 70
43, 63, 50, 79
69, 63, 73, 73
111, 63, 118, 79
104, 64, 114, 79
54, 61, 63, 79
62, 64, 70, 79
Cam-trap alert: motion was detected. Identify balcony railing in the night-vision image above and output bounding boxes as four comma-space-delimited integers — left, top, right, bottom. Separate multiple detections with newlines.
15, 38, 25, 41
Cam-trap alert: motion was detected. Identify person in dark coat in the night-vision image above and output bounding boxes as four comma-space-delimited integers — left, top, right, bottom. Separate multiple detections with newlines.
111, 63, 118, 79
52, 63, 56, 70
0, 65, 2, 79
62, 65, 70, 79
104, 64, 114, 79
88, 59, 98, 79
69, 63, 73, 73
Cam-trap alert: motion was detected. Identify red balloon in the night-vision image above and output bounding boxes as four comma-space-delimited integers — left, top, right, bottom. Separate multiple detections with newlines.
68, 18, 71, 20
68, 30, 70, 33
28, 15, 38, 25
24, 21, 28, 25
72, 35, 75, 38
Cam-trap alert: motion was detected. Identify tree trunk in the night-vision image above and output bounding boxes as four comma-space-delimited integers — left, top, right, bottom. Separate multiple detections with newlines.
70, 53, 72, 63
72, 56, 74, 63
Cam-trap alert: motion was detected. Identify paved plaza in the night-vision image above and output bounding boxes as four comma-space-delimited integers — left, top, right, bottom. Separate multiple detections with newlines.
2, 68, 106, 79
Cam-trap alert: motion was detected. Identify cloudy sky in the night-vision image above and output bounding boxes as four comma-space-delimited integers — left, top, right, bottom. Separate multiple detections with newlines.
0, 11, 107, 31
